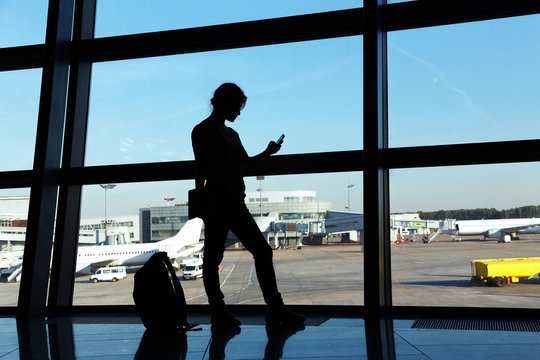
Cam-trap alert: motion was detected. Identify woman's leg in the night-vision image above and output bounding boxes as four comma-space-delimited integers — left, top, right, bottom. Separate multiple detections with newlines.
203, 205, 241, 328
229, 204, 283, 307
230, 202, 304, 326
202, 217, 229, 309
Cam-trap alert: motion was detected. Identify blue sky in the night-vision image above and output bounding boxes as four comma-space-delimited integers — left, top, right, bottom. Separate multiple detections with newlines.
1, 1, 539, 218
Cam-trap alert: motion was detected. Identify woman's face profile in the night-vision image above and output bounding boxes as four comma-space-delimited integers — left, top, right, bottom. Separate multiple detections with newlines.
223, 100, 245, 122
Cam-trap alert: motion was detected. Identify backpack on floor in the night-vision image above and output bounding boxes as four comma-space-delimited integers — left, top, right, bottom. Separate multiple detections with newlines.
133, 251, 196, 333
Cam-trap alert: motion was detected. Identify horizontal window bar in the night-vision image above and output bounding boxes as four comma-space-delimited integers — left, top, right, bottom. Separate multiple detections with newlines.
62, 150, 363, 185
5, 140, 540, 187
0, 45, 45, 71
79, 2, 540, 63
0, 170, 33, 188
83, 9, 363, 63
64, 138, 540, 185
2, 3, 539, 69
384, 0, 540, 32
384, 139, 540, 169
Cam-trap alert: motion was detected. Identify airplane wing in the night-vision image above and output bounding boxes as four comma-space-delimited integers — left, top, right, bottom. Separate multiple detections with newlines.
502, 224, 540, 233
75, 259, 117, 274
488, 223, 540, 237
174, 242, 204, 259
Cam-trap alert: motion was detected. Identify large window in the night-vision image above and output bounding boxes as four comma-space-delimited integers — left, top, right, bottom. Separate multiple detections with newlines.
74, 172, 363, 306
3, 1, 539, 315
391, 163, 540, 308
0, 70, 41, 171
86, 37, 363, 166
0, 1, 48, 47
388, 14, 540, 147
0, 189, 30, 306
95, 0, 362, 37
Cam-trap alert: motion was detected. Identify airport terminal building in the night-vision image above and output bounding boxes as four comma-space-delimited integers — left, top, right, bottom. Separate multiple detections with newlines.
245, 190, 330, 222
0, 197, 140, 249
2, 194, 445, 249
140, 190, 332, 244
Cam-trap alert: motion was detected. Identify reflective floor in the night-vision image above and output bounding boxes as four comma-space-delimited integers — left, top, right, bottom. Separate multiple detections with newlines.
3, 313, 540, 359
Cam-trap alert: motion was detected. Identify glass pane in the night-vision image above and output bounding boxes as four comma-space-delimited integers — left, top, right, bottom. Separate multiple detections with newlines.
0, 69, 41, 171
95, 0, 362, 37
0, 0, 48, 47
74, 172, 363, 306
391, 163, 540, 308
388, 14, 540, 147
74, 181, 194, 306
86, 36, 363, 166
0, 189, 30, 306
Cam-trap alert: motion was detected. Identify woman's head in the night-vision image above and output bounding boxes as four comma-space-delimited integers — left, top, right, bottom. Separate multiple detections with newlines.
211, 83, 247, 121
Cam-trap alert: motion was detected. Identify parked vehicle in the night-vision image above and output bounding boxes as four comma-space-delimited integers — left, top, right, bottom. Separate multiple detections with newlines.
90, 266, 127, 283
471, 257, 540, 286
183, 262, 203, 280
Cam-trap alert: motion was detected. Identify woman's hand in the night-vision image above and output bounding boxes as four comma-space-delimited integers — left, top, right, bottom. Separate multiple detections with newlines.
265, 141, 281, 156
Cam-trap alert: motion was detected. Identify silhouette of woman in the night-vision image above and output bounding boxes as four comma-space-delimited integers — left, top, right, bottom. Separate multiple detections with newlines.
191, 83, 304, 328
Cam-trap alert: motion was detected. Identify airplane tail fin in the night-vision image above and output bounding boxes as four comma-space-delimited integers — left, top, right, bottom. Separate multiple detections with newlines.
158, 218, 204, 253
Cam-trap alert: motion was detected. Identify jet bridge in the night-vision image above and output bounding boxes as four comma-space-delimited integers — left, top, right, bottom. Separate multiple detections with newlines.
423, 219, 456, 243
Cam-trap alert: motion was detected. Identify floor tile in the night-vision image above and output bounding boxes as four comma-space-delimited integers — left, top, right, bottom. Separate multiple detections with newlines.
0, 335, 19, 347
74, 338, 141, 358
0, 350, 19, 360
418, 344, 540, 360
394, 335, 426, 356
319, 318, 364, 328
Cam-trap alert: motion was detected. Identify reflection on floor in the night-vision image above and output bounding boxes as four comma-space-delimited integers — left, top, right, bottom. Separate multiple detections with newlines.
4, 313, 540, 359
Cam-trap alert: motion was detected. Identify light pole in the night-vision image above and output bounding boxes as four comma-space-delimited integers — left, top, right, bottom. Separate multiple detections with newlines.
257, 176, 265, 216
347, 181, 355, 212
100, 184, 116, 244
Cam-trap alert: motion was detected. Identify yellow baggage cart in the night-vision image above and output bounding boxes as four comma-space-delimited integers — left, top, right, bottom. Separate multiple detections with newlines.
470, 257, 540, 286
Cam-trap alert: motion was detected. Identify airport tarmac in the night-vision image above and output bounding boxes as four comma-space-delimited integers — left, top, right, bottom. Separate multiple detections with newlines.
1, 235, 540, 308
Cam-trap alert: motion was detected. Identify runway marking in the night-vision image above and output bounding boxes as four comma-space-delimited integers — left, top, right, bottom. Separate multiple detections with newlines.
394, 273, 408, 293
242, 263, 255, 291
225, 263, 256, 301
186, 263, 235, 301
220, 263, 236, 287
236, 287, 363, 305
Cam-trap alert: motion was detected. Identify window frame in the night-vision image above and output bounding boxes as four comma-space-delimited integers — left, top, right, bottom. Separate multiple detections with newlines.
0, 0, 539, 318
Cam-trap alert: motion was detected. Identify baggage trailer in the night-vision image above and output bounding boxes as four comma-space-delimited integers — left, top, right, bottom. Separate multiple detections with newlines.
470, 257, 540, 286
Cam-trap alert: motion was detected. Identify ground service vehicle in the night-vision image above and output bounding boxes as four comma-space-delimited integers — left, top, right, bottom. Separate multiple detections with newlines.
470, 257, 540, 286
90, 266, 127, 283
183, 262, 203, 280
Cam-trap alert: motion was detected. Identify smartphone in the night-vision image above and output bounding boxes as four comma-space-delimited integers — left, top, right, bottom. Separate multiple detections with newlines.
276, 134, 285, 145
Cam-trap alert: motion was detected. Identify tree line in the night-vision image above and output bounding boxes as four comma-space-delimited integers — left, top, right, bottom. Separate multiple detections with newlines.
419, 205, 540, 221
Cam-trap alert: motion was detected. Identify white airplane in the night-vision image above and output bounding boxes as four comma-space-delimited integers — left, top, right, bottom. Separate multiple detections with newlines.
4, 218, 204, 281
445, 218, 540, 241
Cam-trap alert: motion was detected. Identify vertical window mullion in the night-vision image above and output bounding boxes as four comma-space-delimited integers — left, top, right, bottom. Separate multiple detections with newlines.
363, 0, 394, 358
363, 0, 391, 314
18, 0, 75, 317
49, 0, 96, 310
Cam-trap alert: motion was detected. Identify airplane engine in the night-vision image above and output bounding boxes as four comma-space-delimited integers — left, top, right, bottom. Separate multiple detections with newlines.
77, 264, 93, 275
487, 229, 502, 239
